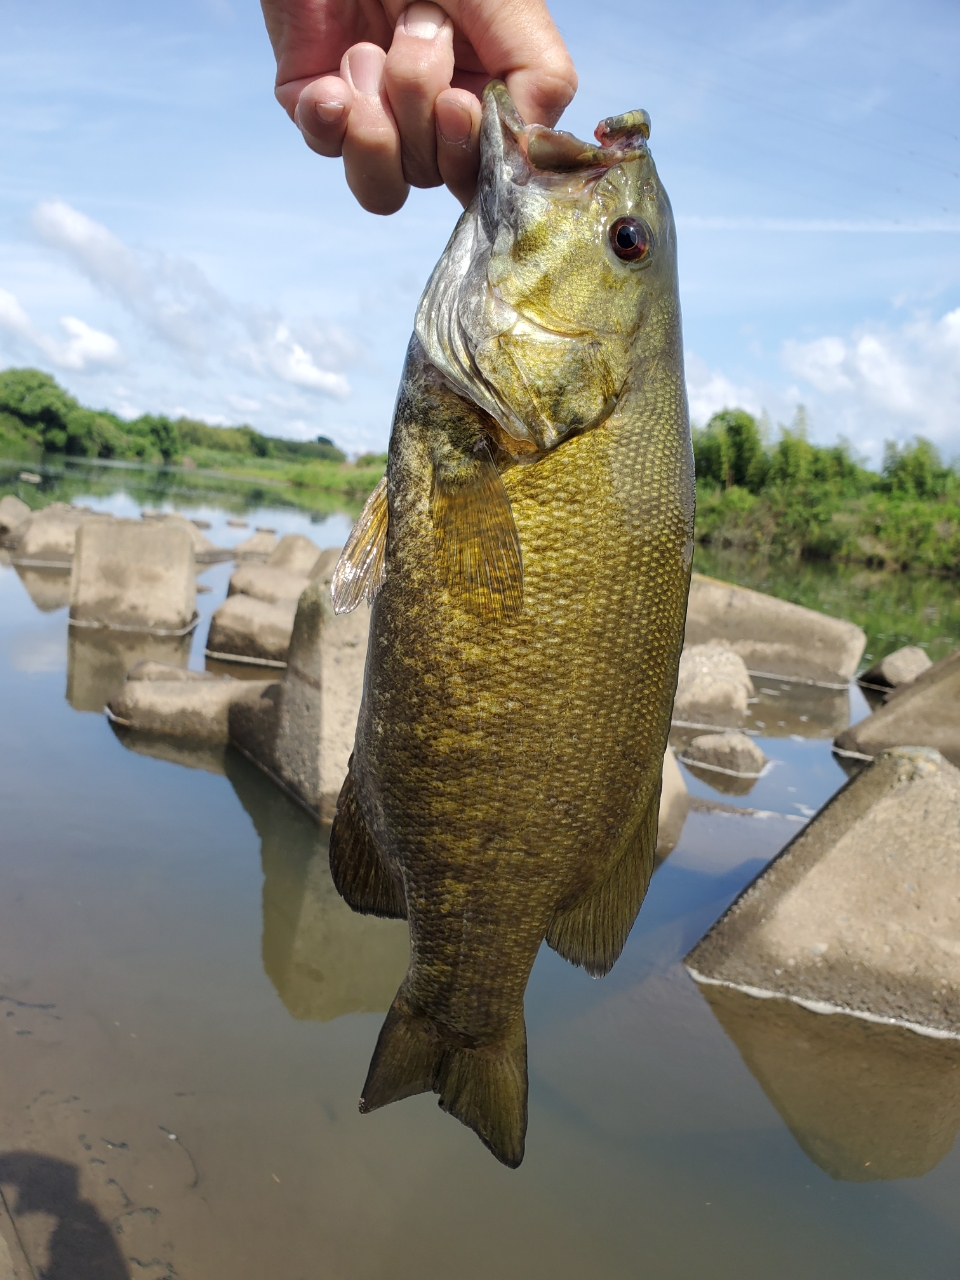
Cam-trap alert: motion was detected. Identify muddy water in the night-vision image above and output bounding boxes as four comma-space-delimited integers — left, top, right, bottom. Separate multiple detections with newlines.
1, 486, 960, 1278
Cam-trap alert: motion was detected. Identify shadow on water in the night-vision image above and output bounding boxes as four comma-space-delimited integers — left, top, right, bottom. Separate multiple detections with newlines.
0, 1152, 129, 1279
702, 985, 960, 1181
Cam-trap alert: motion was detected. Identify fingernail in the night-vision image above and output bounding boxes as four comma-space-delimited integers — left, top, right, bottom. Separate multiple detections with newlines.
437, 100, 473, 147
402, 3, 444, 39
315, 99, 344, 125
346, 46, 383, 96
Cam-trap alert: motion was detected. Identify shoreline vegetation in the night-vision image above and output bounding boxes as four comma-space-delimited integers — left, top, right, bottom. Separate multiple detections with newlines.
2, 368, 959, 578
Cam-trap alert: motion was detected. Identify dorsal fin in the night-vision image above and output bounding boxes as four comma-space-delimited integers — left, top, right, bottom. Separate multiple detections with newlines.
331, 476, 388, 615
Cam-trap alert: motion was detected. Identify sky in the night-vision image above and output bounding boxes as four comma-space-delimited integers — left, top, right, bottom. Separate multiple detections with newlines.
0, 0, 958, 464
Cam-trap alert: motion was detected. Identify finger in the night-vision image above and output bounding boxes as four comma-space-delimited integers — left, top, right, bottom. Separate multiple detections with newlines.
443, 0, 577, 126
436, 89, 482, 206
340, 43, 410, 215
294, 75, 354, 158
383, 3, 455, 189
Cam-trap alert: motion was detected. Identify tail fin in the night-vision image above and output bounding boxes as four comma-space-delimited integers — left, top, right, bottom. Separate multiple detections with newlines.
360, 999, 528, 1168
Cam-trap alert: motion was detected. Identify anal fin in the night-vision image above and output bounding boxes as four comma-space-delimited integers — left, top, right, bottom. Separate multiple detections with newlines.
331, 475, 387, 615
432, 440, 523, 622
329, 765, 406, 919
546, 787, 660, 977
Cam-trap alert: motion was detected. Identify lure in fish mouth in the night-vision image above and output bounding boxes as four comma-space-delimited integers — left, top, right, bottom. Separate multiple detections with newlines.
332, 81, 676, 625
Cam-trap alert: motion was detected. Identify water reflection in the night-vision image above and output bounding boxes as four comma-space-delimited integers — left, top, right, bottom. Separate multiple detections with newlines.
15, 565, 71, 613
224, 753, 409, 1022
110, 723, 228, 775
66, 630, 191, 712
702, 984, 960, 1181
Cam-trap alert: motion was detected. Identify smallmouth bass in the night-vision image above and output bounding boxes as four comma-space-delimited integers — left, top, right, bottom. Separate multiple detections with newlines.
330, 82, 694, 1167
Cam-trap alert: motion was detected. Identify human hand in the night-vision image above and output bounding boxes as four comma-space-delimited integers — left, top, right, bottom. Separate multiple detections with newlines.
261, 0, 577, 213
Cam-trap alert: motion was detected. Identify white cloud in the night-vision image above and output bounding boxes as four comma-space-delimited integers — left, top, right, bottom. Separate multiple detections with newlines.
31, 199, 355, 399
0, 287, 121, 370
783, 308, 960, 458
685, 352, 763, 425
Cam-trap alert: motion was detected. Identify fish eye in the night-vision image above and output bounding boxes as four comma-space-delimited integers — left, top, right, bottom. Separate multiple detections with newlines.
609, 217, 652, 263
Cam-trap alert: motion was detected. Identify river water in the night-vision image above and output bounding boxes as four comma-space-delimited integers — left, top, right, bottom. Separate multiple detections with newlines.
0, 465, 959, 1278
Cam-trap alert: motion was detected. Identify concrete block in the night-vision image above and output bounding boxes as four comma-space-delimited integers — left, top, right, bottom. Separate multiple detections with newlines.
142, 511, 231, 563
702, 982, 960, 1181
685, 573, 865, 684
859, 645, 932, 691
682, 731, 767, 776
233, 529, 278, 560
69, 518, 196, 632
835, 649, 960, 767
229, 580, 370, 820
67, 629, 192, 712
656, 745, 689, 857
267, 533, 321, 576
308, 545, 343, 584
226, 753, 409, 1021
686, 746, 960, 1036
12, 503, 94, 566
14, 565, 70, 612
674, 642, 754, 728
0, 494, 30, 540
228, 563, 310, 604
127, 661, 218, 683
206, 593, 297, 665
109, 674, 273, 742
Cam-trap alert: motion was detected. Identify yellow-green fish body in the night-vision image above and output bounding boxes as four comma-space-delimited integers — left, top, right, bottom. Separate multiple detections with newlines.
330, 84, 694, 1167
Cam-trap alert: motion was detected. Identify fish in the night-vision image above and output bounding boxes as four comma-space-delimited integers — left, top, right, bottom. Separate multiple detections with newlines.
329, 81, 694, 1168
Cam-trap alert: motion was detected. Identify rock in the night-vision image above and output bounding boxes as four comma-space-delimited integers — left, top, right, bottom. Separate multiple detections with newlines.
141, 511, 231, 562
228, 563, 310, 605
673, 643, 754, 728
308, 545, 343, 584
267, 533, 321, 577
656, 745, 689, 857
109, 672, 273, 742
14, 566, 70, 612
11, 503, 96, 566
685, 573, 866, 684
686, 746, 960, 1036
859, 645, 932, 690
226, 753, 409, 1021
206, 593, 297, 665
682, 730, 768, 776
69, 518, 196, 632
701, 982, 960, 1181
229, 579, 370, 819
233, 529, 278, 561
835, 649, 960, 767
67, 630, 192, 712
0, 494, 31, 541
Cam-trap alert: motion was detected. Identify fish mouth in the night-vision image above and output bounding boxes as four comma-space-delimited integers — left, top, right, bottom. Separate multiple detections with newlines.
481, 80, 649, 184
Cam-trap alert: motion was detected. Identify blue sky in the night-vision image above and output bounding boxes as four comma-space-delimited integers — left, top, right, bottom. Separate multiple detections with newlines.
1, 0, 958, 463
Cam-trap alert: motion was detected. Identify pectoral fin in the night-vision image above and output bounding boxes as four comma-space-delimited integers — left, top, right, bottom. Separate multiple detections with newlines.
432, 441, 523, 623
545, 786, 660, 977
331, 476, 388, 615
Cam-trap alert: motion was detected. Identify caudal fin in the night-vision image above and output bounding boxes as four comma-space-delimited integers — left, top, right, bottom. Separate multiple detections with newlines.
360, 999, 528, 1168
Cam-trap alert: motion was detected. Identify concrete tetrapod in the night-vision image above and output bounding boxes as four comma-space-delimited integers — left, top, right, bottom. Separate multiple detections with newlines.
11, 503, 100, 567
673, 643, 755, 729
266, 533, 322, 577
685, 573, 866, 685
108, 664, 273, 742
69, 518, 197, 633
686, 746, 960, 1036
206, 594, 298, 666
835, 649, 960, 767
858, 645, 932, 691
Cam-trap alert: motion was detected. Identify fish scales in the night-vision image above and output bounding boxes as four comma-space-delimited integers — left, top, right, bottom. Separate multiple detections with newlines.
330, 83, 693, 1167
